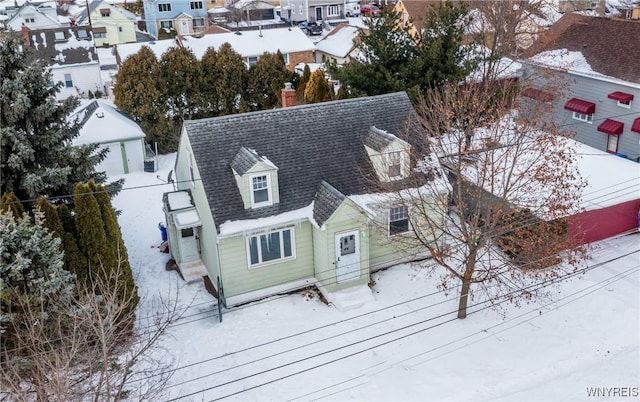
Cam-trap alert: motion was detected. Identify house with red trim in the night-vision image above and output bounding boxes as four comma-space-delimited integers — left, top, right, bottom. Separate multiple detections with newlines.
522, 14, 640, 162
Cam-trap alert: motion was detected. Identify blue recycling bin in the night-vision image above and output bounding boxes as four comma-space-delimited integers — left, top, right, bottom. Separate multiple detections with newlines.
158, 222, 167, 242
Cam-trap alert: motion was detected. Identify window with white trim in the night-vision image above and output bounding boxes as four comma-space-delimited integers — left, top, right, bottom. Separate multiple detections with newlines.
388, 151, 403, 179
25, 17, 35, 23
64, 73, 73, 88
327, 5, 339, 16
251, 174, 270, 206
190, 1, 203, 9
193, 17, 205, 27
617, 100, 632, 109
389, 206, 409, 235
160, 20, 173, 29
158, 3, 171, 12
77, 29, 88, 38
572, 112, 593, 123
247, 228, 294, 266
606, 134, 619, 153
94, 32, 106, 38
248, 56, 258, 67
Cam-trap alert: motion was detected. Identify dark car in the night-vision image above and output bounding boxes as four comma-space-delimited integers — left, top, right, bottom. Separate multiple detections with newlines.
298, 21, 323, 35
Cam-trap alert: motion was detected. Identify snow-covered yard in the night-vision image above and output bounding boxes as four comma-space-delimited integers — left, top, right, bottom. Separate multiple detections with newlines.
112, 154, 639, 401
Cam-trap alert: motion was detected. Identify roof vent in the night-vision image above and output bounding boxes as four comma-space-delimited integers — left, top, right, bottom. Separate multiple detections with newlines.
96, 111, 104, 118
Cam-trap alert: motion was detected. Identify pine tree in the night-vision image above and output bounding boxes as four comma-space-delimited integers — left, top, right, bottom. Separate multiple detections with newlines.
73, 182, 109, 286
215, 43, 249, 115
0, 34, 114, 203
247, 51, 293, 110
0, 192, 25, 217
158, 46, 202, 121
94, 183, 139, 317
0, 209, 75, 352
296, 64, 312, 102
304, 69, 333, 104
199, 47, 221, 117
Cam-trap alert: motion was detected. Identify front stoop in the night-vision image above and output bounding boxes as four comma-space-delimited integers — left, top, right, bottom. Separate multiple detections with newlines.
319, 284, 375, 312
178, 259, 208, 283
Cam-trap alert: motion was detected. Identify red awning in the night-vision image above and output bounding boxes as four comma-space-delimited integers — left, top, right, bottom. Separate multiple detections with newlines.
522, 88, 553, 102
597, 118, 624, 135
632, 117, 640, 134
564, 98, 596, 114
607, 91, 634, 102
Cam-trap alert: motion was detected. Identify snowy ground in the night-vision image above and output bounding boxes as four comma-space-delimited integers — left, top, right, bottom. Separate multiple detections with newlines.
112, 154, 639, 401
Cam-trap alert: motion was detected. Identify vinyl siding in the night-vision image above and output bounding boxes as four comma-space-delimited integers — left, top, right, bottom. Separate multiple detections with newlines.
218, 221, 315, 297
234, 163, 280, 209
319, 201, 370, 293
51, 63, 103, 100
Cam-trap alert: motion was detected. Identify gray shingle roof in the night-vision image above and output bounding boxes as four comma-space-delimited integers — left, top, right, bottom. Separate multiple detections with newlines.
230, 147, 263, 175
313, 181, 346, 227
28, 26, 98, 67
184, 92, 421, 231
363, 126, 397, 152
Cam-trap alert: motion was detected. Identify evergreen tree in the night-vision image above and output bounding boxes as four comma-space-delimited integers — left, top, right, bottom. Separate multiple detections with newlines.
215, 43, 249, 115
0, 34, 113, 203
247, 51, 293, 110
73, 182, 109, 285
0, 192, 25, 217
57, 203, 88, 282
158, 46, 202, 121
296, 64, 311, 102
94, 183, 139, 317
0, 210, 75, 352
37, 196, 64, 239
199, 47, 222, 117
304, 69, 333, 104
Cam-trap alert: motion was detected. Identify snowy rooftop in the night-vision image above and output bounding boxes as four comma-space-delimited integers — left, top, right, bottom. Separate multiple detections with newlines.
72, 100, 144, 145
116, 39, 178, 64
315, 24, 360, 58
167, 191, 194, 211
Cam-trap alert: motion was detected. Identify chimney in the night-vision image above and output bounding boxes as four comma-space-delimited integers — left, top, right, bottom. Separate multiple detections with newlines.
21, 24, 30, 47
281, 82, 296, 108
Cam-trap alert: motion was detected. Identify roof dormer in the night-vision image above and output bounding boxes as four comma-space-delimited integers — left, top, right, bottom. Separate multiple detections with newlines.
231, 147, 280, 209
363, 126, 411, 182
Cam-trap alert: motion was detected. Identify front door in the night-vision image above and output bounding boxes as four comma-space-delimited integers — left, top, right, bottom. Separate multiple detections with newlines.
315, 7, 322, 21
180, 19, 189, 35
335, 230, 360, 283
179, 226, 200, 262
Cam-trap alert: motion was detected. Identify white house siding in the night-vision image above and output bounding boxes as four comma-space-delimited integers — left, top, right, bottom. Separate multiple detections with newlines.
94, 139, 144, 175
51, 63, 103, 100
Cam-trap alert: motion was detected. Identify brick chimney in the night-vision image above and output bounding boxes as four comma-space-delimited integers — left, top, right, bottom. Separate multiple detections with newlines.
21, 24, 31, 47
281, 82, 296, 108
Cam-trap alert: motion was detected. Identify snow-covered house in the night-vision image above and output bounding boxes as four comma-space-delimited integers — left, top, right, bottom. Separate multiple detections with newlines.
163, 91, 449, 309
3, 1, 68, 31
523, 14, 640, 161
314, 23, 363, 64
23, 25, 103, 100
72, 100, 146, 176
115, 27, 315, 70
74, 0, 136, 47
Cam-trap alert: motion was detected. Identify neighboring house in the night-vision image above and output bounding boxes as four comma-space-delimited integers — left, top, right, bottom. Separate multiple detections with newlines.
115, 27, 315, 70
162, 91, 449, 309
285, 0, 347, 23
314, 23, 364, 64
22, 25, 104, 100
3, 1, 67, 31
71, 100, 146, 175
523, 14, 640, 161
142, 0, 209, 39
74, 0, 136, 47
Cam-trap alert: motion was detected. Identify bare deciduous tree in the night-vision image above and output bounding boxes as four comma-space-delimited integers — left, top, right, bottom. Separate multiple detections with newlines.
0, 267, 180, 401
386, 79, 586, 319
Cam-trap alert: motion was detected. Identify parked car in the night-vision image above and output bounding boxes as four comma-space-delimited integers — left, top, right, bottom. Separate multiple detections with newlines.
361, 3, 382, 16
298, 21, 323, 35
345, 2, 361, 17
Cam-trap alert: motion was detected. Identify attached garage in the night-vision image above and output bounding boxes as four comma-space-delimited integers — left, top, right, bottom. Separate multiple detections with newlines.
73, 100, 146, 176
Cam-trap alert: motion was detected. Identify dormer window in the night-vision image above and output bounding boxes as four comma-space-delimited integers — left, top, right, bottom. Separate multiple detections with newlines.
54, 31, 65, 41
251, 174, 270, 206
231, 147, 279, 209
363, 126, 410, 183
77, 29, 88, 38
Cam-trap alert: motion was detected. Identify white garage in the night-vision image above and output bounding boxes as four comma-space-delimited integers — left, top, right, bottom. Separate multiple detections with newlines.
73, 100, 146, 176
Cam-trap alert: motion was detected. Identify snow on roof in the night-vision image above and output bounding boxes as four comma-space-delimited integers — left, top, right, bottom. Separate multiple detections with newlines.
315, 24, 359, 58
219, 202, 317, 237
167, 191, 194, 211
574, 141, 640, 210
72, 100, 144, 145
294, 62, 324, 75
175, 210, 201, 228
467, 46, 522, 82
528, 49, 594, 73
116, 39, 178, 63
97, 46, 117, 66
182, 27, 315, 59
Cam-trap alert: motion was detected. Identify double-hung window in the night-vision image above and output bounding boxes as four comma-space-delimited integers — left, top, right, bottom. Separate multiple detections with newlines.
389, 206, 409, 235
247, 228, 294, 266
190, 1, 203, 9
158, 3, 171, 12
327, 5, 339, 16
251, 174, 270, 206
64, 73, 73, 88
388, 151, 402, 179
160, 20, 173, 29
